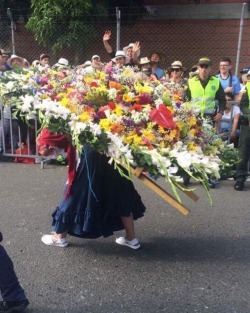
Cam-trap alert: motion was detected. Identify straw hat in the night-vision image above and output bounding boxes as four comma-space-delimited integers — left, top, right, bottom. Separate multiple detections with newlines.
168, 60, 186, 71
54, 58, 69, 69
140, 57, 150, 65
7, 54, 25, 67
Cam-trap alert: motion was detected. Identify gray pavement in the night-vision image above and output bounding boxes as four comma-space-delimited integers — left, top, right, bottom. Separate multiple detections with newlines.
0, 160, 250, 313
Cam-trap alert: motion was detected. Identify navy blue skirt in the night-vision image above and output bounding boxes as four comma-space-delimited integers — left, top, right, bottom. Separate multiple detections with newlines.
52, 146, 146, 238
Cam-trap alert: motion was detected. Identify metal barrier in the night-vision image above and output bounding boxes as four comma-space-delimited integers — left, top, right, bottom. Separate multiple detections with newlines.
0, 103, 53, 168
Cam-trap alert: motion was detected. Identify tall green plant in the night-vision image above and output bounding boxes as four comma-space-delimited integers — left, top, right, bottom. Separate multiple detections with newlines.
26, 0, 105, 53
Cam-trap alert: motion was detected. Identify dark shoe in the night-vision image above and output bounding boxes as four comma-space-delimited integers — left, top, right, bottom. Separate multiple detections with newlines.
208, 179, 219, 189
183, 176, 190, 186
0, 299, 29, 312
234, 181, 245, 191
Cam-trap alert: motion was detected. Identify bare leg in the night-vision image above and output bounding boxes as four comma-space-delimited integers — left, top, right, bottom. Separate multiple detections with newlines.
56, 231, 68, 239
121, 215, 135, 241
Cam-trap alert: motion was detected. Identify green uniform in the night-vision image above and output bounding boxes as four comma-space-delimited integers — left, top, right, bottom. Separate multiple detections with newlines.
188, 76, 220, 116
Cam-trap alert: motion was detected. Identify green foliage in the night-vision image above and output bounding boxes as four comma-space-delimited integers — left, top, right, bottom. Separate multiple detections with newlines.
26, 0, 106, 52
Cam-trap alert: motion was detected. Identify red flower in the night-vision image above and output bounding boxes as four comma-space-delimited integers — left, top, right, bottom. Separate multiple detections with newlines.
90, 82, 99, 88
108, 101, 116, 110
149, 104, 176, 129
130, 103, 143, 112
97, 105, 110, 119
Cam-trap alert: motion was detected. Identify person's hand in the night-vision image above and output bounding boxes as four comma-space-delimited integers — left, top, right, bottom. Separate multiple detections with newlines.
213, 112, 223, 122
224, 86, 233, 93
132, 41, 141, 54
230, 131, 236, 140
103, 30, 111, 41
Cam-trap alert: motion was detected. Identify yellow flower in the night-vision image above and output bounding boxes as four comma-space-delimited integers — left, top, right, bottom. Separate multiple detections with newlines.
115, 105, 123, 116
124, 134, 143, 147
123, 93, 133, 102
188, 143, 197, 151
78, 112, 90, 123
57, 92, 66, 100
98, 71, 107, 80
99, 119, 112, 131
188, 116, 197, 127
189, 128, 197, 137
60, 97, 71, 107
134, 82, 152, 94
25, 73, 31, 78
142, 129, 156, 143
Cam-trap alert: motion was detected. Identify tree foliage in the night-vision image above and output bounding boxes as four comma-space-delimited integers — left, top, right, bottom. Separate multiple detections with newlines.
26, 0, 106, 52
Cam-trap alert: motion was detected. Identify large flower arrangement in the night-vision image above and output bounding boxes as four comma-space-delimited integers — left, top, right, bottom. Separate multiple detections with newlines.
0, 66, 238, 202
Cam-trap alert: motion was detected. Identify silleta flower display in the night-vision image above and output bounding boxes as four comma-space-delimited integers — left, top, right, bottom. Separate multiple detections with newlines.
0, 65, 238, 202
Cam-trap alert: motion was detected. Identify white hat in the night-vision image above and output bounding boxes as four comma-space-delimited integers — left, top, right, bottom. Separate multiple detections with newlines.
55, 58, 69, 68
32, 60, 40, 67
7, 54, 25, 67
246, 70, 250, 76
168, 60, 186, 72
112, 50, 127, 63
83, 60, 92, 67
91, 55, 100, 60
123, 43, 140, 57
140, 57, 150, 65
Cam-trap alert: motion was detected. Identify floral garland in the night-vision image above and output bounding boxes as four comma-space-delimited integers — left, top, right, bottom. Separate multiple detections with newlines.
0, 66, 238, 202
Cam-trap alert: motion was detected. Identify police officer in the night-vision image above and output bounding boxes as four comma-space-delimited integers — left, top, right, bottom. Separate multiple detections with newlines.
186, 57, 226, 120
234, 70, 250, 191
185, 57, 226, 188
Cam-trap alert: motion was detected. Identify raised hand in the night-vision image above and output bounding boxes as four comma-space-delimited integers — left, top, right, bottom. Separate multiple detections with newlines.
133, 41, 141, 54
103, 30, 112, 41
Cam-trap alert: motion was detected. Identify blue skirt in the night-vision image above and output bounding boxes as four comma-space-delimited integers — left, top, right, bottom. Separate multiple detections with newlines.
52, 146, 146, 238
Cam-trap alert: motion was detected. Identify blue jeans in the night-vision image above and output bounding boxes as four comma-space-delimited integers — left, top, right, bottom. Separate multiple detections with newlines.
0, 245, 27, 302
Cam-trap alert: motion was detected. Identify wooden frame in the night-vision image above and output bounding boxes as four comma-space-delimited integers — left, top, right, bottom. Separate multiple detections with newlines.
129, 167, 199, 216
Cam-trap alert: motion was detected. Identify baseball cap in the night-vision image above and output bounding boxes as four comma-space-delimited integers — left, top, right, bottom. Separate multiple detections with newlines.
240, 67, 250, 74
198, 57, 212, 66
91, 55, 100, 60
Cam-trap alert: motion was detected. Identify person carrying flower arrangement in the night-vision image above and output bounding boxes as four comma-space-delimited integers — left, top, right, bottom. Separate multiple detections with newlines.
38, 129, 145, 250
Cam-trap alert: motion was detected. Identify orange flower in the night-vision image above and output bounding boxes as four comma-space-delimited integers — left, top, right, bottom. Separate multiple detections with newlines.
109, 81, 122, 91
110, 123, 125, 135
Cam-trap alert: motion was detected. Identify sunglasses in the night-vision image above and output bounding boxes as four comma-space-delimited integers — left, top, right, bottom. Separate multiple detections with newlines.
171, 68, 180, 72
199, 64, 209, 69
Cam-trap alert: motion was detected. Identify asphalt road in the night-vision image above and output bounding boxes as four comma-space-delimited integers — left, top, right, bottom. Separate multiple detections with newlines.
0, 161, 250, 313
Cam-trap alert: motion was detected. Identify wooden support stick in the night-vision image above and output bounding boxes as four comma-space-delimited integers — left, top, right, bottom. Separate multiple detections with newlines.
137, 173, 190, 216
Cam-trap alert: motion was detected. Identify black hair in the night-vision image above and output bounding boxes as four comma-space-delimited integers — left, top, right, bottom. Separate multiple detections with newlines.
225, 92, 234, 100
220, 57, 231, 65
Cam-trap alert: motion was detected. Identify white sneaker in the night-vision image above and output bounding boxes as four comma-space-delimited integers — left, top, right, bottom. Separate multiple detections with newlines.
115, 237, 141, 250
41, 234, 68, 247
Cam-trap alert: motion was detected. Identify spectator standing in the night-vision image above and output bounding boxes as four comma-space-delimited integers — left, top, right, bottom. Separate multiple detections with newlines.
39, 53, 50, 68
0, 55, 25, 153
216, 57, 241, 102
102, 30, 140, 66
216, 92, 241, 146
149, 52, 165, 79
167, 60, 187, 87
